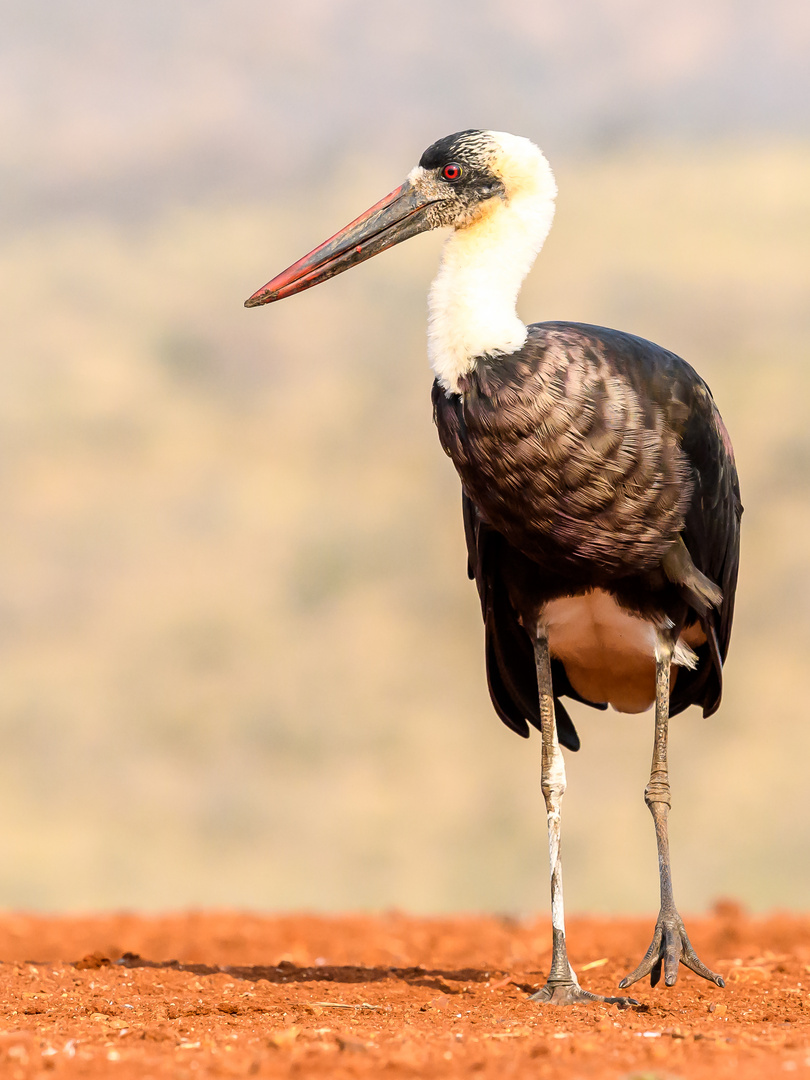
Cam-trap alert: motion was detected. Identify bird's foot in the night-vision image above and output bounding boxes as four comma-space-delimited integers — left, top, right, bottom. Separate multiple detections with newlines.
530, 981, 638, 1007
619, 907, 725, 989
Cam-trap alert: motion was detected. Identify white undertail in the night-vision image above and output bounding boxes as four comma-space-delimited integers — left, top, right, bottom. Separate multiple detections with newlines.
428, 132, 557, 394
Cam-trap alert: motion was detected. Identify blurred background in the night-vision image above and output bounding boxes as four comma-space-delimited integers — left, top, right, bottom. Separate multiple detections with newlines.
0, 0, 808, 915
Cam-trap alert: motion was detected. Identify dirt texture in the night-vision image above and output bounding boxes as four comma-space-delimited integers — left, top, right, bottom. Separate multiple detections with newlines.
0, 904, 808, 1078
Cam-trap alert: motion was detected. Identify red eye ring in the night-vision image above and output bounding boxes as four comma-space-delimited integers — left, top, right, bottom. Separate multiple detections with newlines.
442, 162, 463, 182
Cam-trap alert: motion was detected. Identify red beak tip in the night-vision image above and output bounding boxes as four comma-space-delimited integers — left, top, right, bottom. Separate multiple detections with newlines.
244, 290, 272, 308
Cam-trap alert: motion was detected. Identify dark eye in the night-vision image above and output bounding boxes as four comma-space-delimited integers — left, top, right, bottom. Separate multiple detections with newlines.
442, 162, 463, 182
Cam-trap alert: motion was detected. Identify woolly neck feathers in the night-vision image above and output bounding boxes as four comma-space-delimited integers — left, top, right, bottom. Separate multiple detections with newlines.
428, 133, 557, 395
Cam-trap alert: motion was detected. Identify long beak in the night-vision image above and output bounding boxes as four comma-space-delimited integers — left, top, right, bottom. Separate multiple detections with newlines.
245, 181, 441, 308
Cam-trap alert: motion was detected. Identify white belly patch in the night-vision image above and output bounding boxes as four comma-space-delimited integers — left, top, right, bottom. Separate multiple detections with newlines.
541, 589, 700, 714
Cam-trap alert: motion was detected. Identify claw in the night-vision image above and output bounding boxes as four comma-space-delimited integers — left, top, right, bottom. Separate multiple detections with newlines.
620, 908, 724, 990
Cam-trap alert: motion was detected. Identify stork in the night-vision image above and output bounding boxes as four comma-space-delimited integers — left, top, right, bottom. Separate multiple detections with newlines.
245, 130, 742, 1005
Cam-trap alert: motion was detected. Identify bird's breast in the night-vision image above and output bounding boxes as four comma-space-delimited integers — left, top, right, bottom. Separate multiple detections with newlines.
433, 328, 694, 580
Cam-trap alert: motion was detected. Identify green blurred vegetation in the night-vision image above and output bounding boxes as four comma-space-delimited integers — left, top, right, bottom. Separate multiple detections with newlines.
0, 141, 808, 914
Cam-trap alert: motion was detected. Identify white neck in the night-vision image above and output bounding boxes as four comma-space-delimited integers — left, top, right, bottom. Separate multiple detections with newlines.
428, 161, 556, 395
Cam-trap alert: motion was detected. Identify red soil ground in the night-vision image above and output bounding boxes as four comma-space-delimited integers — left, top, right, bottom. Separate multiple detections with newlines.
0, 904, 807, 1078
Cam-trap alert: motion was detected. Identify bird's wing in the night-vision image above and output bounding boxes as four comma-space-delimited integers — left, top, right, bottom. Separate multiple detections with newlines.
463, 494, 588, 751
436, 327, 742, 726
670, 384, 742, 716
538, 323, 742, 717
571, 323, 742, 716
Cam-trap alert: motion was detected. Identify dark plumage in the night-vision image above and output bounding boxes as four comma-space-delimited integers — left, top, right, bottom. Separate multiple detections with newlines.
433, 321, 741, 746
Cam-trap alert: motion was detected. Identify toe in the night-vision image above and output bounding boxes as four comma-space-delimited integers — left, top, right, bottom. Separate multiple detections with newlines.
680, 940, 724, 986
604, 994, 640, 1007
663, 928, 680, 986
619, 929, 663, 989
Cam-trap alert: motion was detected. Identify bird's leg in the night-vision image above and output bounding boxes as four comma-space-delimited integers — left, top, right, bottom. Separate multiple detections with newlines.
619, 631, 725, 991
530, 628, 637, 1007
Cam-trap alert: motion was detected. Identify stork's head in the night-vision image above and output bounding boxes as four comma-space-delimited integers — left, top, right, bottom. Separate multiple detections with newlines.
245, 130, 555, 308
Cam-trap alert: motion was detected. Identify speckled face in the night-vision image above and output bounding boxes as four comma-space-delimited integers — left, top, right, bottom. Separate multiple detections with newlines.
245, 128, 551, 311
411, 129, 507, 228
